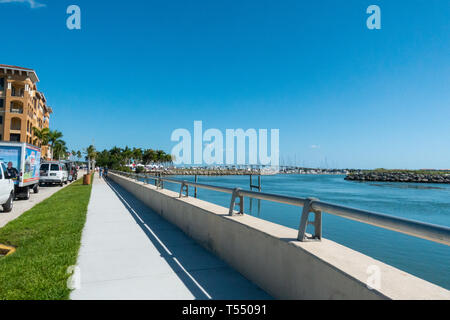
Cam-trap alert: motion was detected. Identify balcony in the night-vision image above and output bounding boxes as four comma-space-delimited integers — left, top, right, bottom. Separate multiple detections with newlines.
11, 87, 25, 98
10, 101, 24, 114
10, 108, 23, 114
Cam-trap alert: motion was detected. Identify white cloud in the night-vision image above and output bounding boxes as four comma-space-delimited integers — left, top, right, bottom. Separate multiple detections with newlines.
0, 0, 46, 9
310, 145, 320, 149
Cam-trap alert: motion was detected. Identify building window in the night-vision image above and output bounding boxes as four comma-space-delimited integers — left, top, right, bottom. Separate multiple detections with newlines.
0, 78, 4, 91
0, 98, 3, 109
11, 118, 21, 131
10, 134, 21, 142
0, 116, 3, 125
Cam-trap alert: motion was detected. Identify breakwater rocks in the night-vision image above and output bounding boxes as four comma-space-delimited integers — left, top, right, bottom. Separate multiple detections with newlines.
345, 172, 450, 184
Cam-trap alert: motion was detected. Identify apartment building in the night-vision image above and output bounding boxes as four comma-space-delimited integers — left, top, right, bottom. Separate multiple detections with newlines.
0, 64, 53, 158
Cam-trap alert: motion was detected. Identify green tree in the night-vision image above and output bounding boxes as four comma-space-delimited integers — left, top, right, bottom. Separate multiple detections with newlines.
84, 145, 97, 173
32, 127, 50, 147
53, 140, 68, 160
156, 150, 165, 163
132, 148, 143, 164
122, 146, 133, 166
143, 149, 156, 164
48, 130, 64, 160
164, 153, 173, 164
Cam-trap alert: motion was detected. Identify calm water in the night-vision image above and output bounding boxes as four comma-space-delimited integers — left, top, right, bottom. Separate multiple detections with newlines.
156, 174, 450, 289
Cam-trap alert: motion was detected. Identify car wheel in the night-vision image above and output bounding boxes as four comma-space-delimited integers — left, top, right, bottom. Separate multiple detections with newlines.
23, 187, 31, 200
2, 192, 14, 212
33, 184, 40, 194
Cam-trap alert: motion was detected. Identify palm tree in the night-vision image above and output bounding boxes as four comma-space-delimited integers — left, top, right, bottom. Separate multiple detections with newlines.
122, 146, 133, 166
143, 149, 156, 165
53, 140, 68, 160
164, 154, 173, 164
32, 127, 50, 147
48, 130, 64, 160
77, 150, 82, 160
110, 147, 122, 157
132, 148, 143, 164
84, 145, 97, 173
156, 150, 165, 163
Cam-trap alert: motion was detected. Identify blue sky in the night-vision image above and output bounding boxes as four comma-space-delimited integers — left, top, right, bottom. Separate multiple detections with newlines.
1, 0, 449, 169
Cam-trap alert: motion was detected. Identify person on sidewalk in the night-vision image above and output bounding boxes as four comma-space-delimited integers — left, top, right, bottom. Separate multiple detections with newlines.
99, 167, 103, 179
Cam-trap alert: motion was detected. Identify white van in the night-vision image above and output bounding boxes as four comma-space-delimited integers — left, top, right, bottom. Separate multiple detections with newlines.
0, 162, 15, 212
40, 162, 69, 186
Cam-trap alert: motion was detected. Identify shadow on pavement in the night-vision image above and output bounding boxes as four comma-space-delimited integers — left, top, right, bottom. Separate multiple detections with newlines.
104, 178, 272, 300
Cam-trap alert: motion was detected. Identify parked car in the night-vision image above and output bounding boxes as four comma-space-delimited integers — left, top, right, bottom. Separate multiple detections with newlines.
0, 161, 15, 212
40, 162, 69, 186
62, 161, 78, 182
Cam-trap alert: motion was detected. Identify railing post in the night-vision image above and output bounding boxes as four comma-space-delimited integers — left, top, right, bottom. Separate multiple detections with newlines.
157, 177, 162, 189
298, 198, 322, 242
180, 181, 189, 198
194, 175, 198, 198
229, 188, 244, 216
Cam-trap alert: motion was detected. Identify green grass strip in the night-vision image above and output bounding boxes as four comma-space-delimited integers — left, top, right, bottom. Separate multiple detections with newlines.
0, 179, 92, 300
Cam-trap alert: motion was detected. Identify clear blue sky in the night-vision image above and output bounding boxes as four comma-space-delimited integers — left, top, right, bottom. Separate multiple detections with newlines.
1, 0, 449, 169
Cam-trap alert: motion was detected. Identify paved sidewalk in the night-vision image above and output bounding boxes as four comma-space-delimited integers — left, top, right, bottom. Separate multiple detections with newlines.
71, 175, 271, 300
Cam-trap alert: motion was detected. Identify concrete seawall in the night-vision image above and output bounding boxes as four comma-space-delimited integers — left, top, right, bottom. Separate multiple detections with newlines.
109, 173, 450, 300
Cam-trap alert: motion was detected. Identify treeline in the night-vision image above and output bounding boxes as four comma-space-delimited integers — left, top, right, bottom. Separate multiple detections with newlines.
95, 146, 174, 170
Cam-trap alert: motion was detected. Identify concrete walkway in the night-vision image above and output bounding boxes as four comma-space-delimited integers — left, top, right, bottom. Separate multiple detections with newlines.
71, 175, 271, 300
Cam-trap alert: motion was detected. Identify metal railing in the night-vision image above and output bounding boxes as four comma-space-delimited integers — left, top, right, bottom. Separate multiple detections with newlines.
110, 170, 450, 246
10, 108, 23, 114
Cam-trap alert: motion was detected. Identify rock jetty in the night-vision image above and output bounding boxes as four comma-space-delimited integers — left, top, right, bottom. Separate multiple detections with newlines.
345, 171, 450, 184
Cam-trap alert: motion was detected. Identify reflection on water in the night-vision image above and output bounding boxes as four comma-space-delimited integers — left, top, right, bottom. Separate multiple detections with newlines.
369, 183, 444, 190
249, 198, 262, 217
